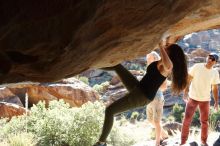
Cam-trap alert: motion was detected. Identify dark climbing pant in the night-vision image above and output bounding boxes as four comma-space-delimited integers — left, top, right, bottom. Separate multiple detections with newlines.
99, 64, 151, 142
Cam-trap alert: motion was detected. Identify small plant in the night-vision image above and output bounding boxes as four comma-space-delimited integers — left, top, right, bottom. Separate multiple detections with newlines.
118, 115, 128, 126
108, 124, 136, 146
100, 81, 110, 91
149, 129, 156, 140
172, 103, 184, 122
93, 81, 110, 94
131, 111, 139, 119
192, 109, 200, 126
130, 111, 139, 124
0, 142, 9, 146
166, 115, 175, 123
93, 84, 104, 94
7, 133, 36, 146
209, 107, 220, 131
78, 76, 89, 85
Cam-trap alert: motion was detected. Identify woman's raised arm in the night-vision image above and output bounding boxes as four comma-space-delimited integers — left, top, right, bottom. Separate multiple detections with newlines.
158, 39, 173, 73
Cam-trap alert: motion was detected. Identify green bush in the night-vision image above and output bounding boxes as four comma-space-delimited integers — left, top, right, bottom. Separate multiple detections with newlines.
130, 111, 139, 124
7, 133, 36, 146
166, 115, 175, 123
0, 100, 105, 146
131, 112, 139, 120
172, 103, 199, 126
93, 84, 104, 94
66, 101, 105, 146
0, 100, 135, 146
209, 107, 220, 130
93, 81, 110, 94
100, 81, 110, 89
189, 106, 220, 129
191, 109, 200, 126
108, 125, 136, 146
149, 129, 156, 140
78, 76, 89, 85
172, 104, 220, 129
172, 103, 184, 122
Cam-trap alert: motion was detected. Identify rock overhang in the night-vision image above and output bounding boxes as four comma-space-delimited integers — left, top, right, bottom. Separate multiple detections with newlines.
0, 0, 220, 83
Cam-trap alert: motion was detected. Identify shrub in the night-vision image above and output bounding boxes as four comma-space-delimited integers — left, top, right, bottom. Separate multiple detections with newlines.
131, 111, 139, 119
93, 84, 104, 94
149, 129, 156, 140
172, 103, 200, 126
0, 142, 8, 146
108, 124, 136, 146
0, 100, 105, 146
30, 101, 73, 146
93, 82, 110, 94
7, 133, 36, 146
100, 81, 110, 91
166, 115, 175, 123
78, 76, 89, 85
118, 115, 128, 126
172, 104, 220, 129
191, 109, 200, 126
130, 111, 139, 124
172, 103, 184, 122
0, 100, 135, 146
66, 101, 105, 146
209, 107, 220, 131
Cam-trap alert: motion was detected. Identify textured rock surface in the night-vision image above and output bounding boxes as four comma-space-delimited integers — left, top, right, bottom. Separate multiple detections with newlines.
0, 87, 23, 106
163, 122, 182, 136
0, 0, 220, 83
7, 78, 100, 107
0, 78, 99, 118
0, 102, 27, 119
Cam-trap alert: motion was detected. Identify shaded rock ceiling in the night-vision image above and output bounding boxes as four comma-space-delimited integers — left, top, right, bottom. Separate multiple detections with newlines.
0, 0, 220, 83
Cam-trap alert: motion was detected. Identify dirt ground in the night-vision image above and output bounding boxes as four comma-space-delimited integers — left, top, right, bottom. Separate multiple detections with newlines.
116, 120, 219, 146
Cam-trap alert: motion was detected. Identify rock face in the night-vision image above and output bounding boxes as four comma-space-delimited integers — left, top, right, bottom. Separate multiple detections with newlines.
0, 102, 27, 119
0, 87, 23, 106
0, 0, 220, 83
8, 78, 100, 107
0, 78, 100, 118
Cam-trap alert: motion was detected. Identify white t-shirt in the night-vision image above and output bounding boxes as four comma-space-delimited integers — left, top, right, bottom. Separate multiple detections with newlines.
189, 63, 220, 101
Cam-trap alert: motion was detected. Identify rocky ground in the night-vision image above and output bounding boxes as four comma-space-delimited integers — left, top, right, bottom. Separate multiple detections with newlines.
114, 120, 219, 146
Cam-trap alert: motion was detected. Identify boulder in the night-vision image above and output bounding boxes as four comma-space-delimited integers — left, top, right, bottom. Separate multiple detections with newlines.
8, 78, 100, 107
1, 0, 220, 83
163, 122, 182, 136
0, 78, 100, 108
0, 87, 23, 106
190, 48, 210, 58
0, 102, 27, 119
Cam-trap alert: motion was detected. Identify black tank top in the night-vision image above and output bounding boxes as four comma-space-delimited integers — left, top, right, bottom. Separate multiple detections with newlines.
139, 61, 166, 100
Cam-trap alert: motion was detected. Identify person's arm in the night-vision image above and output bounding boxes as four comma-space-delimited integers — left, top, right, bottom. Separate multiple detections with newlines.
183, 74, 193, 102
158, 41, 173, 73
212, 84, 219, 111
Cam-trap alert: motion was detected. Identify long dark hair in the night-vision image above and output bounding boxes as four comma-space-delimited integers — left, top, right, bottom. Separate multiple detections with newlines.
167, 44, 188, 94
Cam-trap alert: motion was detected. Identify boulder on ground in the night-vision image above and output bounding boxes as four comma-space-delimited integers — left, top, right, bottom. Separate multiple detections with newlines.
0, 102, 27, 119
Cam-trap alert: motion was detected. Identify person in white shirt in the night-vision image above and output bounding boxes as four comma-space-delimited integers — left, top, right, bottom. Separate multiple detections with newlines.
181, 53, 220, 146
